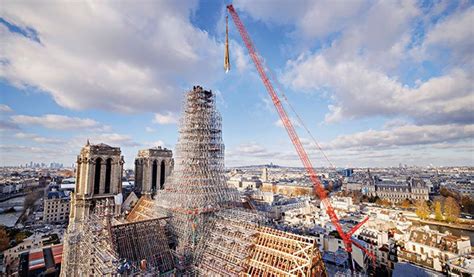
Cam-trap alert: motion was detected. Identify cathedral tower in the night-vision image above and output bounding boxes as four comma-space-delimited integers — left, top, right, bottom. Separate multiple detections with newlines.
69, 142, 124, 223
134, 147, 173, 197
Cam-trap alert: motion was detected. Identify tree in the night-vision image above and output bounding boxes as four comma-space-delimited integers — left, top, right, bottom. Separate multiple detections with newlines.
369, 196, 380, 203
444, 197, 460, 223
440, 187, 450, 197
23, 190, 42, 210
400, 199, 412, 209
0, 227, 9, 251
272, 185, 278, 194
434, 200, 443, 221
376, 198, 391, 207
361, 195, 369, 203
293, 187, 308, 196
15, 231, 30, 244
326, 182, 334, 193
440, 187, 460, 200
461, 195, 474, 214
350, 191, 363, 204
415, 200, 430, 220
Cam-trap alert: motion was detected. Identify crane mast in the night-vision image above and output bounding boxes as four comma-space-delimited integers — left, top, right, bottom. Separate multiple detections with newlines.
226, 4, 375, 268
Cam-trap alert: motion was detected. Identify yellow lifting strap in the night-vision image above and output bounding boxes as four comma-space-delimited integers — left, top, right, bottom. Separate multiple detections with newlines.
224, 15, 231, 73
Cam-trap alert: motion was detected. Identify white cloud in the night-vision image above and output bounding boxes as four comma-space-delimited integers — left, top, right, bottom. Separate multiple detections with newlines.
145, 126, 155, 133
0, 120, 19, 131
236, 1, 468, 128
151, 140, 166, 148
231, 40, 251, 73
327, 124, 474, 150
0, 144, 59, 154
226, 123, 474, 167
0, 104, 13, 113
0, 1, 222, 113
283, 54, 473, 124
419, 7, 474, 66
14, 132, 62, 144
153, 112, 178, 125
140, 140, 171, 151
0, 144, 74, 166
11, 114, 110, 131
234, 0, 311, 26
94, 133, 141, 147
233, 142, 267, 155
226, 142, 298, 165
235, 0, 418, 60
74, 133, 140, 148
274, 118, 301, 128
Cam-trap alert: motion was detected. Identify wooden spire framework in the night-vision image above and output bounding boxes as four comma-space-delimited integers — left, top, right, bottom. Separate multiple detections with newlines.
195, 209, 326, 276
110, 218, 174, 274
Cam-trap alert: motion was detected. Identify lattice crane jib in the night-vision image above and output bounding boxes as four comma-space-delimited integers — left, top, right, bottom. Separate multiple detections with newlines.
225, 4, 375, 268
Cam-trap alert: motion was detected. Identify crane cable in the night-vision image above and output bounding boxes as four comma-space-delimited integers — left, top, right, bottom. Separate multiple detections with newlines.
224, 9, 337, 173
263, 61, 337, 171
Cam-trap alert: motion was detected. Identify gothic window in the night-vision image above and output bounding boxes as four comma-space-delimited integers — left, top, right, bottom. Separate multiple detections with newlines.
104, 158, 112, 193
160, 160, 166, 189
94, 158, 102, 194
152, 160, 158, 192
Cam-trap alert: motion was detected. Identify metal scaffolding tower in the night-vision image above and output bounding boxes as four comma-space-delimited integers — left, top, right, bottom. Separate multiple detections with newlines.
154, 86, 239, 271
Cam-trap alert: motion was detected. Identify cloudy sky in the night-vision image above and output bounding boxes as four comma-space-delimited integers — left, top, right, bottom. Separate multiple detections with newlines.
0, 0, 473, 168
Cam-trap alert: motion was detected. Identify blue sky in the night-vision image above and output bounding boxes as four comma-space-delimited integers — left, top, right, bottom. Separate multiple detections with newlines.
0, 0, 473, 168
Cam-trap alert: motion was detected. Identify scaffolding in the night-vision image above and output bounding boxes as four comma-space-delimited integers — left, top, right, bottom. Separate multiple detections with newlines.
60, 199, 119, 276
153, 86, 240, 270
111, 218, 174, 274
155, 86, 239, 211
61, 199, 174, 276
61, 86, 326, 276
195, 209, 326, 276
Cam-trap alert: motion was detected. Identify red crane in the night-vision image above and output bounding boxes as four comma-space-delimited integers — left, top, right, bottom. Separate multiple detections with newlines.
226, 4, 376, 268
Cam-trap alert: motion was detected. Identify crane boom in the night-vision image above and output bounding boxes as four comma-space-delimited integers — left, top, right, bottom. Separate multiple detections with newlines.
226, 4, 375, 266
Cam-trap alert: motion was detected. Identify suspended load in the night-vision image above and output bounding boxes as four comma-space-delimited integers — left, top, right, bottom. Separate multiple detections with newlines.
224, 16, 231, 73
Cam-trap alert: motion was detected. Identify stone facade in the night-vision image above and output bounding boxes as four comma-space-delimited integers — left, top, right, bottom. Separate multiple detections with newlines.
134, 147, 173, 197
43, 192, 69, 223
400, 227, 471, 272
363, 171, 429, 203
69, 142, 124, 223
61, 142, 125, 276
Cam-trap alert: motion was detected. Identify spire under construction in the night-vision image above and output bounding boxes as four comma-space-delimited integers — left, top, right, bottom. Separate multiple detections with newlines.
157, 86, 237, 211
154, 86, 239, 269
